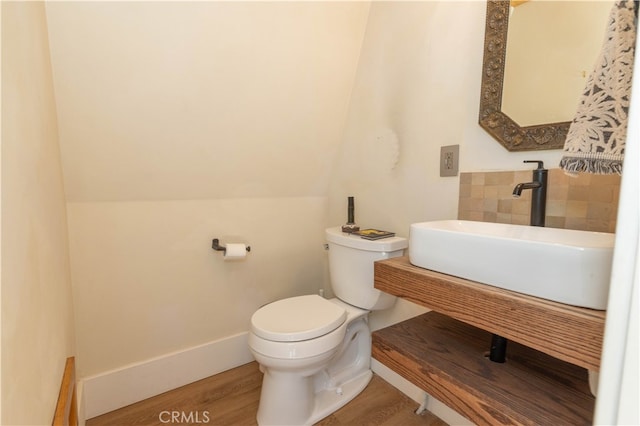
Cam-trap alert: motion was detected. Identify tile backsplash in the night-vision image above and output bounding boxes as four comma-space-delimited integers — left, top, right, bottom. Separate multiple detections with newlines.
458, 169, 620, 233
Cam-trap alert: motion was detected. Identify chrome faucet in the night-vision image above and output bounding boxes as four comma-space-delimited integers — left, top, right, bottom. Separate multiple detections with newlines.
513, 160, 548, 227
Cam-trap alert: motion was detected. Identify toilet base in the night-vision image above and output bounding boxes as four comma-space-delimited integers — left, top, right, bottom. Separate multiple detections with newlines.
307, 369, 372, 425
257, 368, 372, 426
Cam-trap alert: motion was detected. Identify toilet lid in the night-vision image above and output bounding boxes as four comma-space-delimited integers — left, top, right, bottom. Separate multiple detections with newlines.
251, 295, 347, 342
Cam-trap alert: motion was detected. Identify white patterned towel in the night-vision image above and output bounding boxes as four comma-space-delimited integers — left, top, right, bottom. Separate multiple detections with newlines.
559, 0, 637, 175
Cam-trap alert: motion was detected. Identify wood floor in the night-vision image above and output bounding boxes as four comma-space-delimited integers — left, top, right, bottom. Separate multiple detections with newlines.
86, 362, 448, 426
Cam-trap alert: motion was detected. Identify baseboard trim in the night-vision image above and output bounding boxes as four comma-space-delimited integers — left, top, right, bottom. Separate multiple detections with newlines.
82, 332, 254, 420
371, 359, 472, 426
371, 359, 424, 404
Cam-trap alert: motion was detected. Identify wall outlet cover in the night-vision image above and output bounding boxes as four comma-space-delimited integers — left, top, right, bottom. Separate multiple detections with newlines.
440, 145, 459, 177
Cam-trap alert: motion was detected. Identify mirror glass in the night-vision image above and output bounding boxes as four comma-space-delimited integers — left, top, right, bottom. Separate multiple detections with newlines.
503, 1, 611, 126
479, 0, 612, 151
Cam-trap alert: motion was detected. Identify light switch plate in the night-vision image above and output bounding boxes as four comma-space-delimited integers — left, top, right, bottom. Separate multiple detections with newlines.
440, 145, 459, 177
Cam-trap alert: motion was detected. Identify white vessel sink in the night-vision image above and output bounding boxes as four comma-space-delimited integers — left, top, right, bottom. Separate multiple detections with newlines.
409, 220, 615, 310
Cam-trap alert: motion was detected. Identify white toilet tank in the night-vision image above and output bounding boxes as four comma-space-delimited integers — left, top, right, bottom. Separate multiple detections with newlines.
325, 227, 408, 310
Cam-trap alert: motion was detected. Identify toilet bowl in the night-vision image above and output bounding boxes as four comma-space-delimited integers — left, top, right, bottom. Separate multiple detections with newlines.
248, 227, 408, 425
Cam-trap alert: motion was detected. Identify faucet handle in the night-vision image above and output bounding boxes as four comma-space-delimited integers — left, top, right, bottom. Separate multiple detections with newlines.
524, 160, 545, 170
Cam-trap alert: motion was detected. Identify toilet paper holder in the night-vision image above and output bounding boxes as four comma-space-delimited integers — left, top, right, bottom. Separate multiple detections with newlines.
211, 238, 251, 254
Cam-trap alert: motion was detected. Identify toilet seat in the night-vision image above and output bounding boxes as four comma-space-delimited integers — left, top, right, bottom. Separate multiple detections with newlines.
251, 295, 346, 342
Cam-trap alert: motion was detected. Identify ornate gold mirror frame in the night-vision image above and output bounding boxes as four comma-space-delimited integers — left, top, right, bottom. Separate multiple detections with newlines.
478, 0, 570, 151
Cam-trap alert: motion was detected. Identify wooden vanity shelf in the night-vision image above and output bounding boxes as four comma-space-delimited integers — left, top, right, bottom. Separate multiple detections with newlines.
372, 256, 606, 425
372, 312, 595, 425
374, 256, 605, 371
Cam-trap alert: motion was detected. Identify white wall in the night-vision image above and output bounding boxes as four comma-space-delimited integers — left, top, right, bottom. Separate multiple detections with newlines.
45, 2, 371, 380
594, 27, 640, 424
328, 1, 564, 232
67, 197, 329, 376
1, 2, 76, 424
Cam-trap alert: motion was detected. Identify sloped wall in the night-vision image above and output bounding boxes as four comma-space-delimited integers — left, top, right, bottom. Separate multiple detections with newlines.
46, 1, 368, 203
1, 2, 76, 424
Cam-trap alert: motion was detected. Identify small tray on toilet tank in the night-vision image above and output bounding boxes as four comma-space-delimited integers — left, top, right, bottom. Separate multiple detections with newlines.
326, 227, 407, 252
353, 228, 396, 240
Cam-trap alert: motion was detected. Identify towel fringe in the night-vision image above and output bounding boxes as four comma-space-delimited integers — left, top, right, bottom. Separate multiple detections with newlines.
559, 156, 624, 176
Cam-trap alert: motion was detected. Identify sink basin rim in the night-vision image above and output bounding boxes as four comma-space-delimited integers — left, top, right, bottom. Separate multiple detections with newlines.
412, 220, 614, 248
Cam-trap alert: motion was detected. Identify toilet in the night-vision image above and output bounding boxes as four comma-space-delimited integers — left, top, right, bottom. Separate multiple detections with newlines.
248, 226, 407, 425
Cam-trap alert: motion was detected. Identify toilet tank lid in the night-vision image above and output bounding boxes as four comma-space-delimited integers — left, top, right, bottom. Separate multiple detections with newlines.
251, 295, 347, 342
325, 227, 408, 252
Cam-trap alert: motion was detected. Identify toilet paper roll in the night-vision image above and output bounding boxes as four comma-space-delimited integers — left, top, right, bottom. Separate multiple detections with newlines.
224, 243, 247, 260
